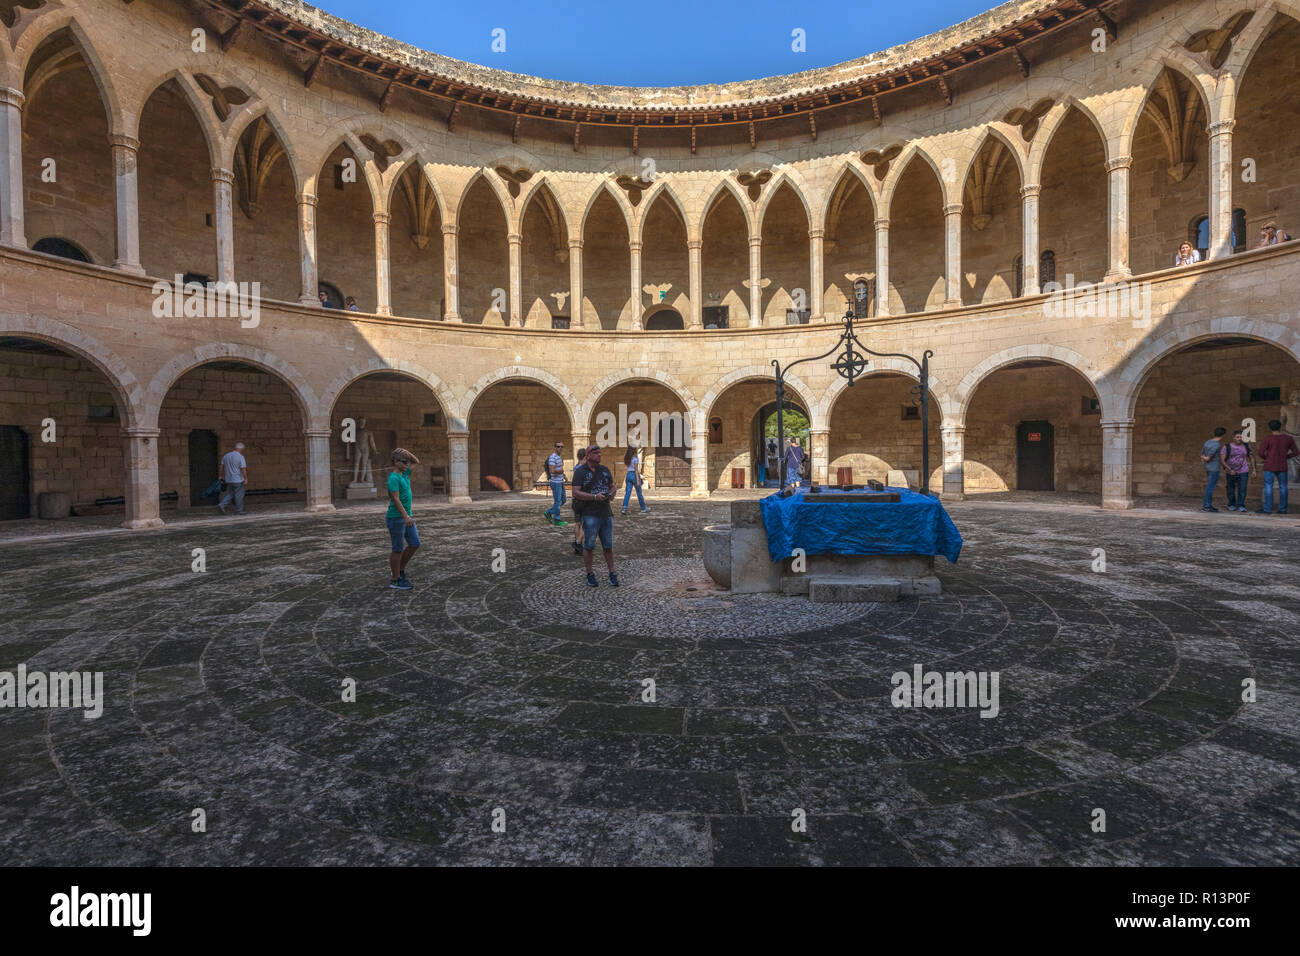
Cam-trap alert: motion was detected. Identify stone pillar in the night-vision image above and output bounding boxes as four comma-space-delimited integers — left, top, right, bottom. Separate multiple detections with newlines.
687, 238, 703, 328
1103, 156, 1132, 282
943, 202, 963, 307
122, 427, 164, 530
568, 237, 584, 329
448, 432, 471, 503
211, 167, 236, 285
1208, 119, 1236, 260
507, 231, 523, 325
810, 428, 830, 485
1100, 418, 1135, 510
874, 218, 890, 317
373, 211, 392, 315
808, 228, 824, 321
628, 240, 643, 330
442, 222, 461, 321
297, 192, 319, 305
108, 134, 145, 274
941, 425, 965, 500
570, 431, 590, 469
1019, 184, 1041, 296
0, 87, 24, 249
748, 234, 763, 327
689, 430, 709, 497
304, 428, 335, 512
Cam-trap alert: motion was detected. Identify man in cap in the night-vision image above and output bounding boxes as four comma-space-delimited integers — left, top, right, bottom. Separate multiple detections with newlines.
217, 442, 248, 515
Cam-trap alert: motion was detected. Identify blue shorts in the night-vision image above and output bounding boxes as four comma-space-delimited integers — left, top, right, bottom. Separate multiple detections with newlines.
386, 516, 420, 552
581, 513, 613, 551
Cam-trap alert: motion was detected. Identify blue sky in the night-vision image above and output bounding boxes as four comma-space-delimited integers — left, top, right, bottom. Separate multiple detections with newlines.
314, 0, 1001, 87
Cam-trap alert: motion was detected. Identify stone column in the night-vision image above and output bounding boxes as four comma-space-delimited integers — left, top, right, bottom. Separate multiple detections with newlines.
570, 431, 590, 471
874, 218, 890, 317
304, 427, 335, 512
0, 87, 24, 248
211, 167, 235, 285
687, 238, 703, 328
941, 424, 965, 500
568, 237, 584, 329
297, 192, 320, 305
628, 240, 643, 330
442, 222, 461, 321
810, 428, 830, 485
1100, 418, 1134, 510
1103, 156, 1132, 283
689, 429, 709, 497
748, 234, 763, 326
448, 432, 471, 503
122, 427, 164, 530
374, 211, 392, 315
943, 202, 963, 307
108, 134, 145, 274
507, 231, 522, 325
1020, 184, 1041, 295
808, 228, 824, 321
1208, 119, 1236, 260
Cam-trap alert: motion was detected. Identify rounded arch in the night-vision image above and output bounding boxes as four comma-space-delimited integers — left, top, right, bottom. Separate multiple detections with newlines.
697, 365, 821, 432
459, 366, 579, 431
878, 142, 946, 216
755, 170, 813, 233
579, 179, 634, 238
15, 15, 122, 131
142, 344, 317, 431
319, 359, 459, 431
0, 313, 143, 426
1027, 97, 1112, 183
814, 359, 945, 427
953, 345, 1112, 425
1115, 321, 1300, 419
577, 368, 696, 429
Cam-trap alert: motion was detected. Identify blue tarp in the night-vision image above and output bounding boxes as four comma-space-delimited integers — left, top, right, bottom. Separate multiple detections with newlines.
759, 487, 963, 563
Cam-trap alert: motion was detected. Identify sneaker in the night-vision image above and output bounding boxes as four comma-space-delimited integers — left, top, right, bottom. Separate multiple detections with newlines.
586, 572, 599, 588
554, 519, 568, 527
217, 503, 227, 514
640, 508, 650, 514
1201, 506, 1220, 513
399, 574, 412, 587
543, 512, 554, 524
389, 577, 412, 590
621, 510, 627, 516
1255, 508, 1271, 514
571, 542, 583, 555
608, 572, 620, 587
1280, 510, 1290, 515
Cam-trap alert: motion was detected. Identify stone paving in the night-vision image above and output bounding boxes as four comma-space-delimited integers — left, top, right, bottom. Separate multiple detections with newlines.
0, 497, 1297, 866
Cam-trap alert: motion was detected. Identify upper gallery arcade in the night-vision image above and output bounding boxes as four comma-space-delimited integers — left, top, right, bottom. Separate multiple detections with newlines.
1, 0, 1299, 526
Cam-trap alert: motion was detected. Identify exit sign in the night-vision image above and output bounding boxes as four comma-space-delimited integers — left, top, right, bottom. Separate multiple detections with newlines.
1028, 432, 1042, 442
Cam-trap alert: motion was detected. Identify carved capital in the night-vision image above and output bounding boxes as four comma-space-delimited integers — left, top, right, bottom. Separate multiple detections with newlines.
628, 240, 643, 253
107, 133, 140, 153
373, 211, 391, 226
0, 88, 25, 110
1019, 183, 1042, 200
943, 202, 964, 217
687, 238, 703, 251
1208, 118, 1236, 136
873, 217, 890, 230
210, 167, 235, 185
807, 228, 825, 240
1104, 156, 1133, 173
568, 238, 584, 250
298, 192, 319, 208
441, 223, 460, 237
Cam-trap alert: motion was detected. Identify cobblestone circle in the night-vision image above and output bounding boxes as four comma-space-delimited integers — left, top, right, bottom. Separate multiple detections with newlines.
0, 499, 1297, 866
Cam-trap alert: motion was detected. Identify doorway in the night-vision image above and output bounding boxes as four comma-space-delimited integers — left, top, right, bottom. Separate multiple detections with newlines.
479, 429, 514, 490
1017, 420, 1055, 491
0, 426, 31, 519
188, 429, 219, 505
753, 401, 808, 487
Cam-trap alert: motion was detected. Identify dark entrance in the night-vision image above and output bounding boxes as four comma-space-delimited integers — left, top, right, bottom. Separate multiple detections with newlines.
188, 429, 219, 505
479, 429, 513, 490
0, 426, 31, 520
654, 415, 689, 487
1017, 420, 1055, 491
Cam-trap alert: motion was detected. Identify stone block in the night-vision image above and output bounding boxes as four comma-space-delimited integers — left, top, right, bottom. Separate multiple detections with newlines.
728, 525, 782, 594
809, 577, 901, 603
730, 499, 764, 527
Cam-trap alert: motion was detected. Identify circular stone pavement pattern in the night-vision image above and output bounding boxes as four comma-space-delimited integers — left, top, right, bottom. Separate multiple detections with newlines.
0, 498, 1297, 866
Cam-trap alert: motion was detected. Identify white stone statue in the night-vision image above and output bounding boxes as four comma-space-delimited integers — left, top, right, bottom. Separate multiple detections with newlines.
1282, 389, 1300, 482
346, 418, 378, 498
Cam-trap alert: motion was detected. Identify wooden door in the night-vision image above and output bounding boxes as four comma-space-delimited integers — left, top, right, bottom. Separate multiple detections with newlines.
0, 426, 31, 520
188, 429, 219, 505
479, 430, 514, 491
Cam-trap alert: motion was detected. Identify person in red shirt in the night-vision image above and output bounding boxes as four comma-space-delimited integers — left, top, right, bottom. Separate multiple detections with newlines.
1256, 419, 1299, 514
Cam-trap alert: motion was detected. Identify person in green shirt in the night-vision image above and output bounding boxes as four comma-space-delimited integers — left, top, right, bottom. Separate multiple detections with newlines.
385, 447, 421, 590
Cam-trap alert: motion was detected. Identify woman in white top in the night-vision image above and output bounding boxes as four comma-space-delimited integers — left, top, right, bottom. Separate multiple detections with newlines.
1173, 241, 1200, 266
621, 446, 649, 515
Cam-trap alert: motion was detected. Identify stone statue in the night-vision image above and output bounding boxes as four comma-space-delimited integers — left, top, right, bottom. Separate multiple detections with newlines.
1283, 389, 1300, 482
345, 418, 379, 499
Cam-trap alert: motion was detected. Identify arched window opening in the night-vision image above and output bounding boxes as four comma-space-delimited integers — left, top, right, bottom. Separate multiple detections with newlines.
31, 237, 92, 264
317, 281, 345, 309
853, 278, 873, 318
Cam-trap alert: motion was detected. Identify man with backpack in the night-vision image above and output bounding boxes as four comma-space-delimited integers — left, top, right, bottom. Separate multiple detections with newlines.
1220, 429, 1255, 513
1199, 427, 1227, 513
571, 445, 619, 588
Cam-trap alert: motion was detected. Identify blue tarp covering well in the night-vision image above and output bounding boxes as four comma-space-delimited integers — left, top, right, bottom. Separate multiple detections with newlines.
759, 487, 963, 563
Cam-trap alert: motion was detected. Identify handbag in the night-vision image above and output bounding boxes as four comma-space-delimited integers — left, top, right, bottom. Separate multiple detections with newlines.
201, 478, 225, 498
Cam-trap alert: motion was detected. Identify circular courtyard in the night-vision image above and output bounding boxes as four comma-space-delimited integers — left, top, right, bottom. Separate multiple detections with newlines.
0, 498, 1297, 865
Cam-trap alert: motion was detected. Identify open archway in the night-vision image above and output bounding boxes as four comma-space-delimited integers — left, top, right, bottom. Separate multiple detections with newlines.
232, 116, 299, 302
465, 378, 573, 492
138, 80, 215, 281
888, 157, 945, 314
759, 181, 810, 324
702, 186, 749, 327
961, 136, 1022, 303
315, 143, 375, 311
1039, 106, 1107, 284
583, 188, 632, 329
823, 169, 878, 319
389, 164, 444, 320
828, 373, 942, 489
587, 379, 692, 490
706, 378, 811, 489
